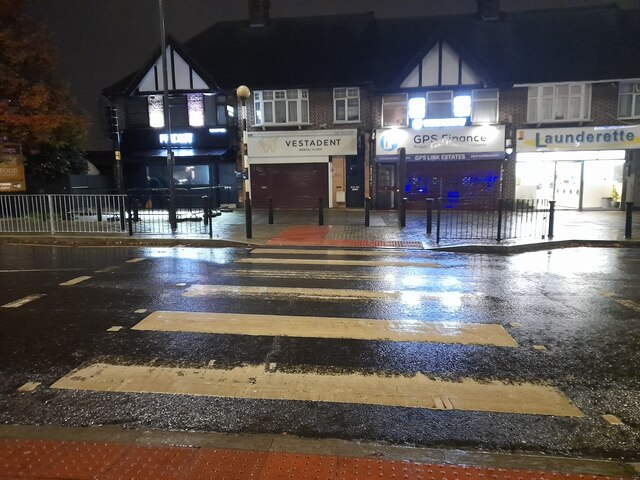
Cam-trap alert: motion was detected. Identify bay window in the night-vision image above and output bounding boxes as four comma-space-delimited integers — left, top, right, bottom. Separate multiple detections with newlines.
619, 81, 640, 119
527, 84, 591, 123
254, 89, 309, 126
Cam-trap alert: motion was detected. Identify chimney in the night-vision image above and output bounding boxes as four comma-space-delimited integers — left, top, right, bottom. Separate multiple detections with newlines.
477, 0, 500, 20
249, 0, 270, 27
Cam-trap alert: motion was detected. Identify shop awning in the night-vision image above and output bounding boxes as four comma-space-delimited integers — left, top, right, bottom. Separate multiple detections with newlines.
125, 148, 231, 158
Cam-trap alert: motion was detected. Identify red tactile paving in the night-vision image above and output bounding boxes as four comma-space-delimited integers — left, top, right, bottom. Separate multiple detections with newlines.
266, 226, 423, 249
0, 439, 634, 480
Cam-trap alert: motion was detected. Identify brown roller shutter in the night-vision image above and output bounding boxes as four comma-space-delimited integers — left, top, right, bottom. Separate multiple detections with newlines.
250, 163, 328, 208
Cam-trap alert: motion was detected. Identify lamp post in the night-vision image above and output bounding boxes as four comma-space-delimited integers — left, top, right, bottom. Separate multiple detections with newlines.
236, 85, 251, 202
158, 0, 176, 231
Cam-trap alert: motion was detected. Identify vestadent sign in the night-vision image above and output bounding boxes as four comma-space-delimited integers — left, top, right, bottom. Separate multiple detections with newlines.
247, 129, 357, 157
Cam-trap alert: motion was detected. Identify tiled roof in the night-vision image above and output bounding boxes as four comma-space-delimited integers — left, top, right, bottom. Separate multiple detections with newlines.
103, 6, 640, 96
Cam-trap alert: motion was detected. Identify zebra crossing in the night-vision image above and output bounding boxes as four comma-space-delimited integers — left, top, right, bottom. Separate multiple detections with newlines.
49, 247, 584, 419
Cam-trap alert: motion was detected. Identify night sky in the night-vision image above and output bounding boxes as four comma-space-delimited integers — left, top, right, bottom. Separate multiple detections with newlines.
26, 0, 640, 151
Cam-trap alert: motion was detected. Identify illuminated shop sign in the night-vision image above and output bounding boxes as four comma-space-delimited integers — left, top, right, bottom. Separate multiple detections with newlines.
159, 133, 194, 145
247, 129, 357, 157
375, 126, 505, 161
517, 125, 640, 152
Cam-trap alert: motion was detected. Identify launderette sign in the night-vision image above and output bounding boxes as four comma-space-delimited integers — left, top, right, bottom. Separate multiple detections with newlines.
375, 126, 505, 161
247, 129, 357, 157
517, 125, 640, 152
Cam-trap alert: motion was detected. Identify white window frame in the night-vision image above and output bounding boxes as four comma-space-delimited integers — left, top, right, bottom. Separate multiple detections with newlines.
381, 94, 408, 127
527, 83, 591, 123
426, 91, 453, 119
333, 87, 360, 123
254, 89, 309, 126
618, 81, 640, 119
471, 89, 499, 124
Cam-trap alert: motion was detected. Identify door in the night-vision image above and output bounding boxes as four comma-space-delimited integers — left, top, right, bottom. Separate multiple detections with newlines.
376, 163, 397, 209
345, 155, 364, 208
250, 163, 329, 208
554, 161, 582, 209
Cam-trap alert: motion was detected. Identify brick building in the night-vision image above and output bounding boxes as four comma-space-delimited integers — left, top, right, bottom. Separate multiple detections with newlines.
103, 1, 640, 210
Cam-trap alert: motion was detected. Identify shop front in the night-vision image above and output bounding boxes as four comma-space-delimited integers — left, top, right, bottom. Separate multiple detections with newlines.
120, 127, 237, 208
246, 129, 359, 208
374, 126, 506, 209
515, 126, 640, 209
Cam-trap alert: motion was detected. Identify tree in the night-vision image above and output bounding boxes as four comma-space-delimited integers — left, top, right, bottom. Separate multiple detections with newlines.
0, 0, 89, 179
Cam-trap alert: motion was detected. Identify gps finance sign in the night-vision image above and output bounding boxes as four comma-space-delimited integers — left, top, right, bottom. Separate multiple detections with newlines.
375, 126, 506, 161
247, 130, 358, 158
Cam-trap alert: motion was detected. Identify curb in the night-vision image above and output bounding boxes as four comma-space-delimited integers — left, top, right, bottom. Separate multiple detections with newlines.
0, 424, 636, 478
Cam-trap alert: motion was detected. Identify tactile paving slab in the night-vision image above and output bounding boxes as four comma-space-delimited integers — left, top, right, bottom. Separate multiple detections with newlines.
0, 439, 634, 480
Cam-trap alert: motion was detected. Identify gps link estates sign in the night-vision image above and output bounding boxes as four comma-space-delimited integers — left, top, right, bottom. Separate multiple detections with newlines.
0, 143, 26, 192
247, 129, 357, 158
375, 125, 506, 161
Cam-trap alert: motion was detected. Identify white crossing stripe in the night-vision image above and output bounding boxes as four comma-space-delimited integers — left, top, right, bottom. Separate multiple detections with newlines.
50, 363, 583, 417
237, 258, 442, 268
132, 311, 518, 347
2, 294, 46, 308
59, 276, 92, 286
216, 269, 436, 283
250, 248, 435, 258
183, 284, 468, 304
126, 258, 146, 263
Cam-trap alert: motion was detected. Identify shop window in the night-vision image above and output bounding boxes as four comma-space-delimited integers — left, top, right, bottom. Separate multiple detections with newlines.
471, 89, 499, 124
334, 87, 360, 123
254, 89, 309, 126
619, 82, 640, 119
382, 94, 407, 127
527, 84, 591, 123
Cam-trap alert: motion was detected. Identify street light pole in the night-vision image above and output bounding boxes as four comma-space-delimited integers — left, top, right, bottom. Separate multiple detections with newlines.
236, 85, 251, 202
158, 0, 176, 232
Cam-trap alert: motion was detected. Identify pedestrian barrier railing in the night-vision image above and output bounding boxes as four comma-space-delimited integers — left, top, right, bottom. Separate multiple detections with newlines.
435, 198, 550, 242
0, 194, 127, 234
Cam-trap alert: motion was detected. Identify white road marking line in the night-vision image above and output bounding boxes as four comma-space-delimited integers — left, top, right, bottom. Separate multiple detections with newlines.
183, 284, 468, 304
249, 248, 434, 258
236, 258, 442, 268
176, 283, 187, 287
51, 363, 583, 417
0, 269, 83, 273
59, 276, 92, 286
95, 266, 121, 273
215, 269, 406, 281
602, 414, 624, 425
17, 382, 41, 392
532, 345, 547, 351
106, 326, 123, 332
134, 309, 148, 314
2, 294, 46, 308
599, 290, 640, 314
132, 311, 518, 347
126, 258, 146, 263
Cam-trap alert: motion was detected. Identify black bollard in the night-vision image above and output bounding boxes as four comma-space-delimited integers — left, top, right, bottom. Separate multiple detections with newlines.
245, 192, 252, 239
426, 198, 433, 235
496, 198, 504, 243
399, 197, 407, 227
364, 196, 371, 227
548, 200, 556, 240
133, 198, 140, 223
436, 199, 441, 243
127, 198, 133, 236
96, 200, 102, 222
625, 202, 634, 239
318, 197, 324, 226
268, 197, 274, 224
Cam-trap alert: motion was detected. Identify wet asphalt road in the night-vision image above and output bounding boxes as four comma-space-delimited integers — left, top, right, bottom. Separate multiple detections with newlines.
0, 243, 638, 461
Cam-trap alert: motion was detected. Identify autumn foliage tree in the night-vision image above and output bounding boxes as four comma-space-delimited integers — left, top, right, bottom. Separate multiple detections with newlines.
0, 0, 89, 179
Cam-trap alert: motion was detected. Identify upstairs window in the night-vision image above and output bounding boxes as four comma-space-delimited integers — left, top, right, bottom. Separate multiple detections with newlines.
471, 89, 499, 124
254, 89, 309, 126
382, 94, 407, 127
426, 91, 453, 118
527, 84, 591, 123
619, 82, 640, 119
334, 87, 360, 123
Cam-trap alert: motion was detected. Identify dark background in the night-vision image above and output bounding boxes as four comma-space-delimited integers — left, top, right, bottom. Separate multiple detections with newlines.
26, 0, 640, 151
